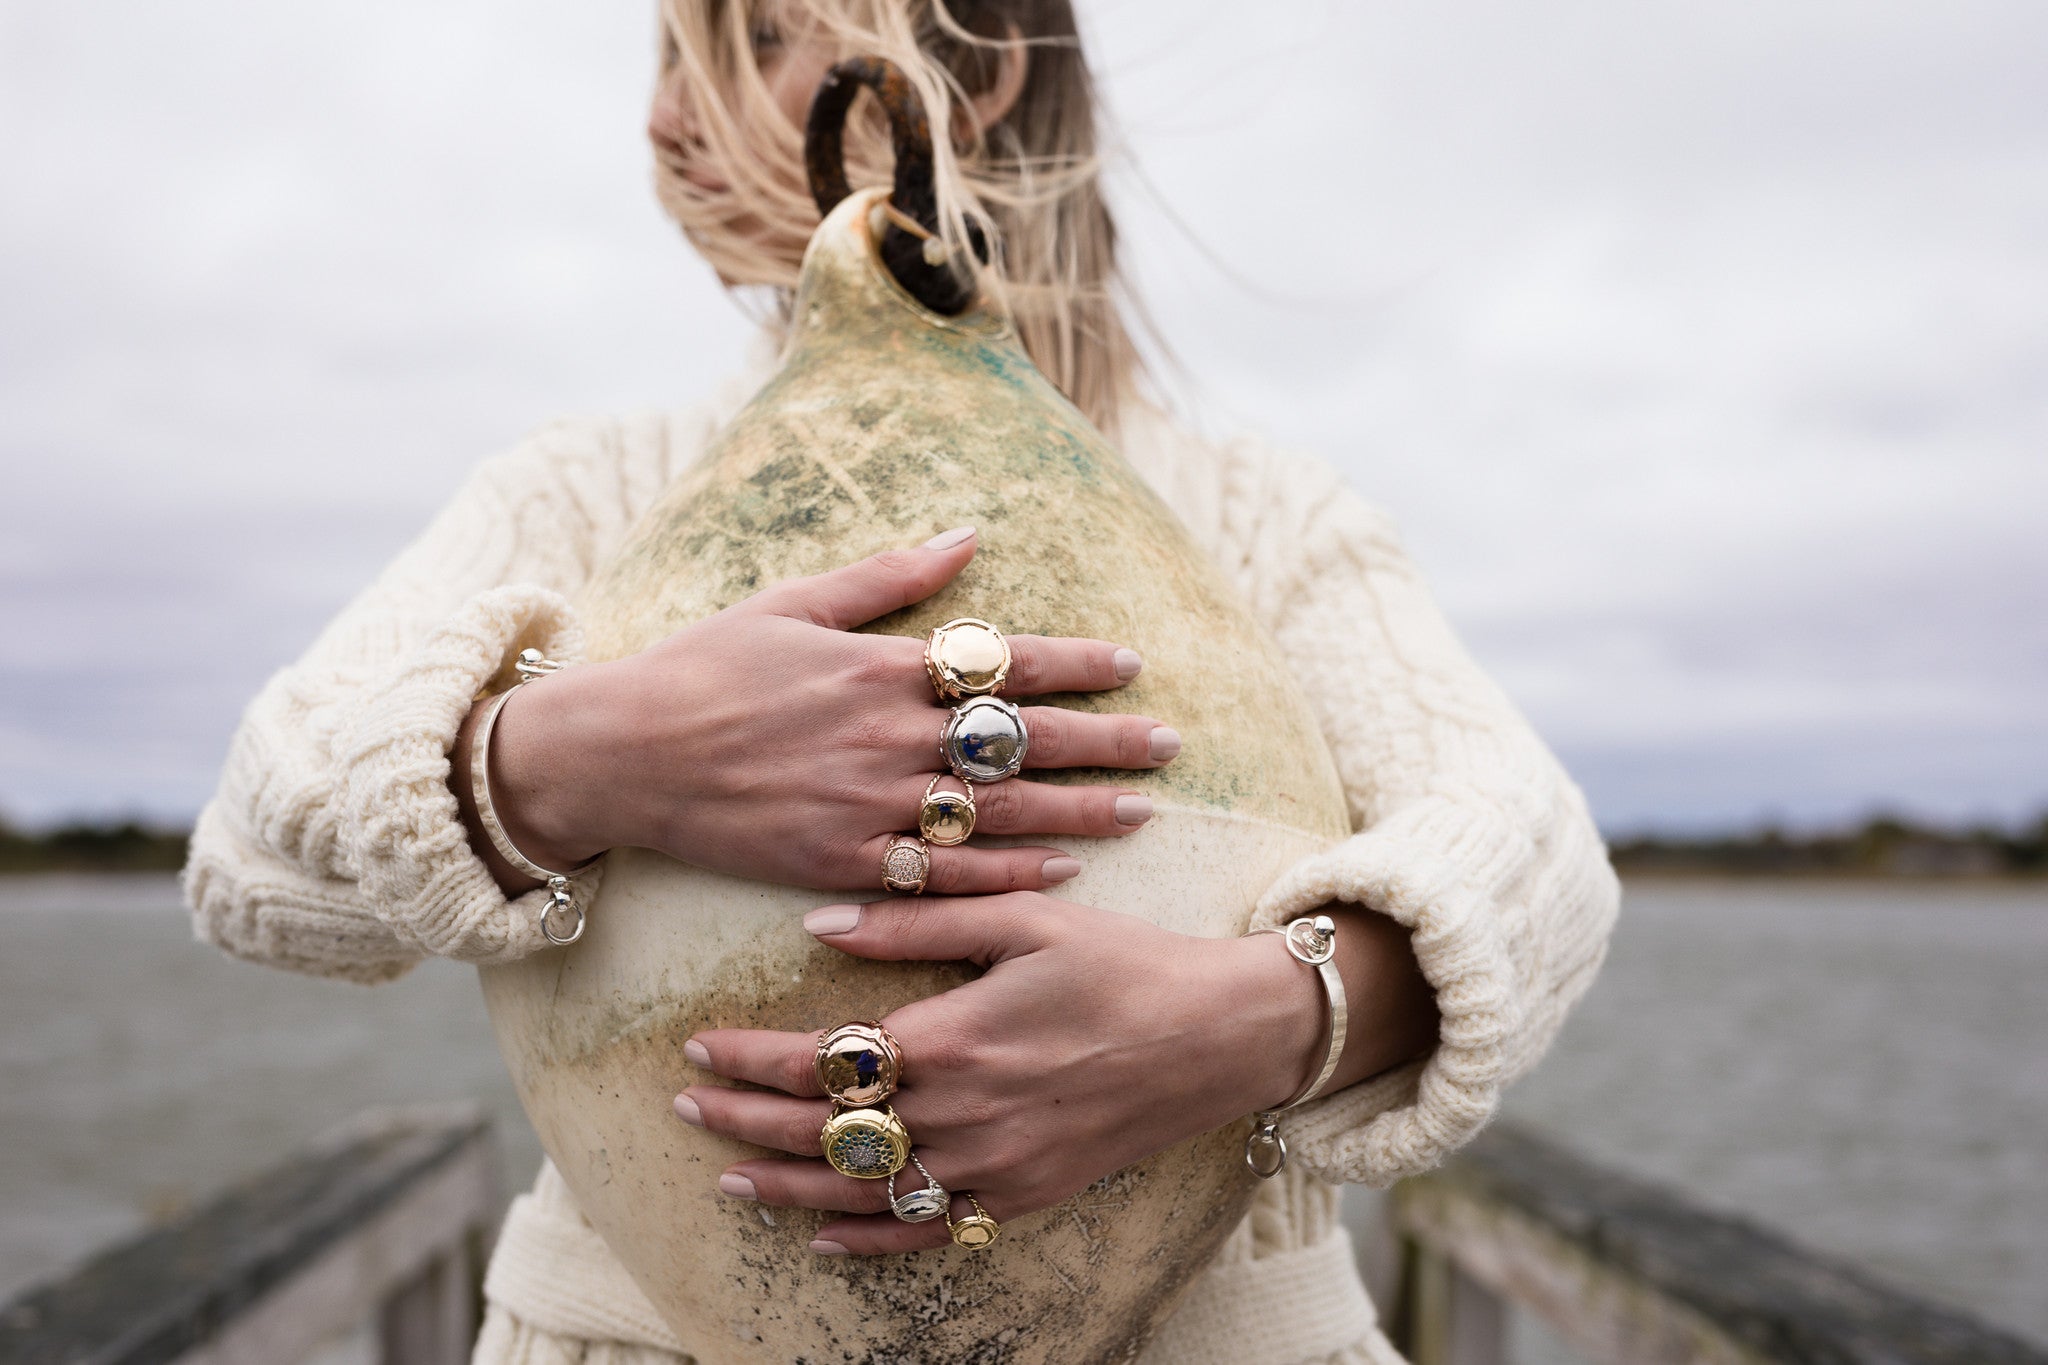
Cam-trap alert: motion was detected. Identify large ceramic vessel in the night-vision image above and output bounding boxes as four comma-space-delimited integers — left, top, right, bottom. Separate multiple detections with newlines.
478, 185, 1349, 1364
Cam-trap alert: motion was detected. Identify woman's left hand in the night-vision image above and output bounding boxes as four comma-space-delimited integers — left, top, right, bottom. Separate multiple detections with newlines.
672, 892, 1339, 1255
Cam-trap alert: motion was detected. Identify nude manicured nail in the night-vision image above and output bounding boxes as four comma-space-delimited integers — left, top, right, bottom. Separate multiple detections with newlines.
719, 1173, 757, 1201
683, 1038, 712, 1067
924, 526, 976, 550
1113, 648, 1144, 681
672, 1093, 703, 1126
1042, 856, 1083, 883
1149, 726, 1182, 762
810, 1239, 850, 1255
804, 904, 862, 937
1114, 795, 1153, 826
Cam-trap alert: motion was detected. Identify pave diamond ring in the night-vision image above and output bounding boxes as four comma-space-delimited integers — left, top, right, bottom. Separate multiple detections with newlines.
881, 835, 930, 894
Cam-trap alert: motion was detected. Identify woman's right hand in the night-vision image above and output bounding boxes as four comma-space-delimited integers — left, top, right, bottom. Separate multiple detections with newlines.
463, 527, 1177, 895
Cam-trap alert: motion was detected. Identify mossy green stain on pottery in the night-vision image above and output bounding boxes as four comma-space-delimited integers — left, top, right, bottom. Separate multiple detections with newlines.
480, 188, 1349, 1364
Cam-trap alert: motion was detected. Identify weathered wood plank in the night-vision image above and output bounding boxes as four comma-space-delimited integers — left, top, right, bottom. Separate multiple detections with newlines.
0, 1106, 495, 1365
1395, 1122, 2048, 1365
1401, 1242, 1507, 1365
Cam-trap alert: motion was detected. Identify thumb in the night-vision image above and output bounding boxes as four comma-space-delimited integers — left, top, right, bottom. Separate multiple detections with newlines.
801, 893, 1056, 968
756, 526, 977, 631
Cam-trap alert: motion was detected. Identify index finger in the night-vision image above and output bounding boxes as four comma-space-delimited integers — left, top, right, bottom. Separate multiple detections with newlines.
684, 1028, 824, 1098
999, 635, 1144, 697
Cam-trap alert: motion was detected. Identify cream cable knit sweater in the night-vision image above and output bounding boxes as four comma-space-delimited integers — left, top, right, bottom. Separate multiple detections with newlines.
184, 366, 1617, 1364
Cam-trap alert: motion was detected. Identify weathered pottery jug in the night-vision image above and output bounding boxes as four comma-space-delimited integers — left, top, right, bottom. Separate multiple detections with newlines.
478, 61, 1349, 1365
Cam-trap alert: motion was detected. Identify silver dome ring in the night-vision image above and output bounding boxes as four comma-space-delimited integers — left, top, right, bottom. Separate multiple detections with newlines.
940, 696, 1028, 784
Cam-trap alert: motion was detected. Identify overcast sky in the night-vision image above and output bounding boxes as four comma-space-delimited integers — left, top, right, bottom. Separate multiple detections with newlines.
2, 0, 2043, 833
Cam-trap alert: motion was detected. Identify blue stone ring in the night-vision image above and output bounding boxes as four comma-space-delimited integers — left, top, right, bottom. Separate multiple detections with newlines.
815, 1021, 903, 1107
941, 696, 1029, 783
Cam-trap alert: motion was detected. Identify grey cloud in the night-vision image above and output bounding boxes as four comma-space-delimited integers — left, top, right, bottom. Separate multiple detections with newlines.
2, 0, 2042, 829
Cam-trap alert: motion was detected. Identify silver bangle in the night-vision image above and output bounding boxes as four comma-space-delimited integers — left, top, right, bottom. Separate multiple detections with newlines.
1243, 914, 1348, 1179
472, 648, 586, 946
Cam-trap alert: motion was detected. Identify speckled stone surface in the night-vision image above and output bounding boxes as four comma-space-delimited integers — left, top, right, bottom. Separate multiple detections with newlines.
479, 187, 1349, 1364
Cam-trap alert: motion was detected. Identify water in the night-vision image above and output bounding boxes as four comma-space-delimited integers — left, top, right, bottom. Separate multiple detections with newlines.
1498, 878, 2048, 1355
1, 875, 2043, 1353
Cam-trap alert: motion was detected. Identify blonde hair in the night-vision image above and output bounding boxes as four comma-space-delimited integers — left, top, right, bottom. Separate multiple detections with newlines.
654, 0, 1143, 433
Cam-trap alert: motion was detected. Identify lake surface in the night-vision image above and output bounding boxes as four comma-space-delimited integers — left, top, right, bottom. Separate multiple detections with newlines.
1, 875, 2043, 1355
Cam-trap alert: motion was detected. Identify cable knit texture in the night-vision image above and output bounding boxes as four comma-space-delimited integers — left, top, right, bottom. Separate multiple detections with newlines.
185, 370, 1618, 1363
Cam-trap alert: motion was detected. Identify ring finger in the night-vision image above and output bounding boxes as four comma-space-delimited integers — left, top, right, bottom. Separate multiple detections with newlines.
854, 833, 1079, 894
721, 1150, 982, 1217
944, 775, 1152, 839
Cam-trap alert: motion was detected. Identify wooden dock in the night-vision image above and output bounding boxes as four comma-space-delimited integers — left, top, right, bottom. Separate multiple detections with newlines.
3, 1109, 2041, 1364
0, 1107, 496, 1365
1383, 1123, 2047, 1364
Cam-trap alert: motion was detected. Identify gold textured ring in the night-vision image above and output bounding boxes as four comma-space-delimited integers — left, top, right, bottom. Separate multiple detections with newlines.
924, 617, 1010, 702
821, 1104, 911, 1180
881, 835, 930, 894
815, 1021, 903, 1107
947, 1193, 1000, 1251
918, 774, 976, 846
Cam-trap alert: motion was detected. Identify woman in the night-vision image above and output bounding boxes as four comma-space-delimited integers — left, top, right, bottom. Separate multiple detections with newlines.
184, 1, 1619, 1360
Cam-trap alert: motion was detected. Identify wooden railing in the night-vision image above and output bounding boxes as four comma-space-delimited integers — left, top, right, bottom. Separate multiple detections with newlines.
1382, 1122, 2048, 1365
0, 1107, 498, 1365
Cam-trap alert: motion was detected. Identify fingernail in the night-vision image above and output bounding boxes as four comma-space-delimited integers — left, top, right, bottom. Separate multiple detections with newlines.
1113, 648, 1143, 681
672, 1093, 703, 1126
1150, 726, 1181, 762
1114, 794, 1153, 826
804, 904, 862, 937
1042, 856, 1082, 883
924, 526, 976, 550
719, 1172, 757, 1201
683, 1037, 712, 1067
810, 1239, 850, 1255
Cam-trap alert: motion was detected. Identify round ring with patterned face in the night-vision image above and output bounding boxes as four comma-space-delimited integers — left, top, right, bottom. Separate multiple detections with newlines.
918, 774, 976, 846
814, 1021, 903, 1107
820, 1105, 911, 1180
947, 1193, 1000, 1251
940, 696, 1028, 784
881, 835, 930, 893
924, 617, 1010, 702
887, 1153, 949, 1223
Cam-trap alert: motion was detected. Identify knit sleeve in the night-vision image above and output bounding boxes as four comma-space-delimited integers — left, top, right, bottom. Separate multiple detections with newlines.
1221, 440, 1620, 1187
183, 411, 698, 983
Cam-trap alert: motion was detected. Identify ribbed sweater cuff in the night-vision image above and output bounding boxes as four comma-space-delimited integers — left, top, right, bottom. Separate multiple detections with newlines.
335, 584, 594, 963
1250, 796, 1530, 1187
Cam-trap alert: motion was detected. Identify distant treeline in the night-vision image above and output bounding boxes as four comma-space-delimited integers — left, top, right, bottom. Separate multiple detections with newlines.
0, 820, 190, 874
1609, 815, 2048, 878
4, 813, 2045, 878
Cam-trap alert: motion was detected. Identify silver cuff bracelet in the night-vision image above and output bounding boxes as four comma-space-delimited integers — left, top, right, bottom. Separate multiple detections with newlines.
1243, 914, 1348, 1178
472, 648, 586, 946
